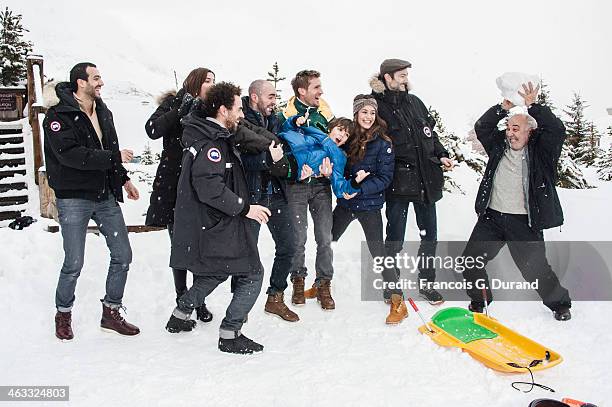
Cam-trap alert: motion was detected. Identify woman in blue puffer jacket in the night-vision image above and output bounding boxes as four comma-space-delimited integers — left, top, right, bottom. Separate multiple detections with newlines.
332, 94, 407, 324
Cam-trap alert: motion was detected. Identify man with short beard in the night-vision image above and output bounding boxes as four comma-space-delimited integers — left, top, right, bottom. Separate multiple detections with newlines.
277, 70, 336, 310
43, 62, 140, 340
370, 58, 454, 306
165, 82, 270, 354
462, 82, 572, 321
241, 80, 300, 322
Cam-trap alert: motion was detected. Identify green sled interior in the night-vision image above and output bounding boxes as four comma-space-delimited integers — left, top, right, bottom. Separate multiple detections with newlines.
431, 307, 498, 344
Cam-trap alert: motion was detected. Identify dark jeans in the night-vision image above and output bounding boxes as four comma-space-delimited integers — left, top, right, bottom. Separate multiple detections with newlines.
332, 205, 401, 296
175, 272, 263, 333
286, 182, 334, 285
55, 197, 132, 311
385, 200, 438, 282
249, 192, 296, 295
462, 209, 571, 311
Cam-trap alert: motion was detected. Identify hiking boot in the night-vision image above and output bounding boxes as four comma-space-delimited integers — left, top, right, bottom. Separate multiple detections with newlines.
100, 303, 140, 336
55, 311, 74, 341
218, 334, 264, 354
385, 294, 408, 324
166, 314, 197, 333
291, 276, 305, 306
553, 307, 571, 321
317, 279, 335, 310
304, 285, 318, 299
264, 292, 299, 322
196, 303, 213, 323
419, 288, 444, 305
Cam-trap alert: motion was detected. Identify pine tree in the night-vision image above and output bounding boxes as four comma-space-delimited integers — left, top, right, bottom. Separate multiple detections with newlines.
267, 62, 286, 102
141, 143, 156, 165
563, 92, 589, 151
429, 107, 486, 193
537, 78, 555, 111
557, 143, 591, 188
597, 144, 612, 181
0, 7, 33, 86
575, 122, 602, 166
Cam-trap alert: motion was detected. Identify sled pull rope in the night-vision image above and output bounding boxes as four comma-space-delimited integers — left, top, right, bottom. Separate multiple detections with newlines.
507, 357, 555, 393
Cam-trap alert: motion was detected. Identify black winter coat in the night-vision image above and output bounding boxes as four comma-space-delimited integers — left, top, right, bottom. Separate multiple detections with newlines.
144, 89, 185, 226
43, 81, 129, 201
474, 104, 565, 230
169, 111, 262, 277
370, 78, 449, 203
239, 96, 296, 202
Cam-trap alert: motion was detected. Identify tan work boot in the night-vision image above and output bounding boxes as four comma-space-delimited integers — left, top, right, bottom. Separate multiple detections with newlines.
291, 276, 305, 306
265, 292, 299, 322
385, 294, 408, 325
304, 285, 318, 299
316, 280, 335, 310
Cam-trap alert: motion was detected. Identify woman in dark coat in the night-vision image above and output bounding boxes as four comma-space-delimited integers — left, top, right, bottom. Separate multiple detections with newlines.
145, 67, 215, 322
331, 94, 408, 325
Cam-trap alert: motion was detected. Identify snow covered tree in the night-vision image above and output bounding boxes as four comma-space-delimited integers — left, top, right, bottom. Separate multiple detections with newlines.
597, 143, 612, 181
537, 78, 556, 111
557, 143, 591, 188
267, 62, 286, 102
563, 92, 589, 152
575, 122, 602, 166
0, 7, 33, 86
141, 143, 156, 165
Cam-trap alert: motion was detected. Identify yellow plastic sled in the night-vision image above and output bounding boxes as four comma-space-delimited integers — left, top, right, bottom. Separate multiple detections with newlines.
418, 307, 563, 373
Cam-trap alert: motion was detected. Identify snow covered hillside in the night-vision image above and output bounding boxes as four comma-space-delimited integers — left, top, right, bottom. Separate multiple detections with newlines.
1, 1, 612, 406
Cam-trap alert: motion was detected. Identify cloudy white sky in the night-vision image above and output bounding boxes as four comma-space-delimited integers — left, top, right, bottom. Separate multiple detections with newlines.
7, 0, 612, 134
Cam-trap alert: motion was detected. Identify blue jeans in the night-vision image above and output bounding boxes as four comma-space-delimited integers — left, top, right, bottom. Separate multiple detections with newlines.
385, 200, 438, 282
249, 192, 296, 295
286, 182, 334, 285
55, 197, 132, 312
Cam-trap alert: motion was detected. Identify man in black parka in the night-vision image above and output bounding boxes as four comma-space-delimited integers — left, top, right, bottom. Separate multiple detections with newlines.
43, 63, 140, 340
370, 59, 454, 305
165, 82, 271, 354
462, 82, 572, 321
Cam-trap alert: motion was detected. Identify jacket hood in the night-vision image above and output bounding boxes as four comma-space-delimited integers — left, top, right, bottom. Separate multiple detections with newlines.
156, 89, 178, 105
369, 73, 413, 95
43, 80, 109, 112
281, 96, 334, 121
181, 110, 230, 148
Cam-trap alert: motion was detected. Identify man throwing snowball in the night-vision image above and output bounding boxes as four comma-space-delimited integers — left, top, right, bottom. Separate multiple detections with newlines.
461, 81, 572, 321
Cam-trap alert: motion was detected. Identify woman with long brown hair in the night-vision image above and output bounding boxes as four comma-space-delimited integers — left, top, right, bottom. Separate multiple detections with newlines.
145, 67, 215, 323
331, 94, 408, 324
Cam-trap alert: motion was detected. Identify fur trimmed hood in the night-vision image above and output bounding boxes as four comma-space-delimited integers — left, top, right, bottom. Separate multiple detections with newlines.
369, 74, 387, 94
156, 89, 177, 105
369, 74, 413, 94
42, 80, 62, 108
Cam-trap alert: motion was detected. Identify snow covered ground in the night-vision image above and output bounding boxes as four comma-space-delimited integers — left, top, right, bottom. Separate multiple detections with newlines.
1, 96, 611, 406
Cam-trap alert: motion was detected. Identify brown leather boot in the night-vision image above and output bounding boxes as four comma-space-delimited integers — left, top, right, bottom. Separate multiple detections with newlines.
291, 277, 305, 306
304, 285, 318, 299
316, 280, 335, 310
55, 311, 74, 341
265, 292, 299, 322
385, 294, 408, 325
100, 303, 140, 336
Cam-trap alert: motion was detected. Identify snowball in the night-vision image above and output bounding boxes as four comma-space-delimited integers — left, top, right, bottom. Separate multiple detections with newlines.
495, 72, 541, 106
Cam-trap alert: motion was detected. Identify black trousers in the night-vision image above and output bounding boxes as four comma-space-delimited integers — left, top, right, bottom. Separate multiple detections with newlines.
332, 205, 401, 296
462, 209, 571, 311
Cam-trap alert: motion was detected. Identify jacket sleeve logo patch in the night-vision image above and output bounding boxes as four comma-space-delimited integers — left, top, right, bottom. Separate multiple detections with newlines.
423, 127, 432, 138
50, 121, 62, 132
207, 147, 222, 162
